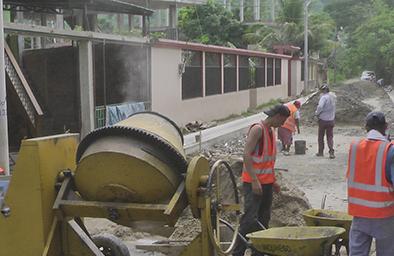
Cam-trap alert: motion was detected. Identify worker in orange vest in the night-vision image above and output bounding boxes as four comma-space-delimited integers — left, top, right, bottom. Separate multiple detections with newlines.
346, 111, 394, 256
278, 100, 301, 156
233, 104, 290, 256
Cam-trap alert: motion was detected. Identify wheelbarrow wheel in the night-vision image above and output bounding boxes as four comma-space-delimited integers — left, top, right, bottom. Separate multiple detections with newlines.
92, 234, 130, 256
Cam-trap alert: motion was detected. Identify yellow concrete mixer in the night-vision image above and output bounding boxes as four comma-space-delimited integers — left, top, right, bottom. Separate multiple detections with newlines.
0, 112, 242, 256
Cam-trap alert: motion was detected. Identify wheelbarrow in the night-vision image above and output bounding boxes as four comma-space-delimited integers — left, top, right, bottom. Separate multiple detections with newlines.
303, 209, 353, 254
247, 226, 346, 256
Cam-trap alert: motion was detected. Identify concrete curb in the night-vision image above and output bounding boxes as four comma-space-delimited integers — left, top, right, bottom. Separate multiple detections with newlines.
184, 92, 318, 155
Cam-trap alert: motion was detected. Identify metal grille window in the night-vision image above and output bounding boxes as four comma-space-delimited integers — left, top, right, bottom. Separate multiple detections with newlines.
267, 58, 273, 86
182, 50, 203, 100
275, 59, 281, 85
224, 54, 237, 93
205, 53, 222, 96
95, 106, 106, 128
239, 56, 250, 90
255, 57, 265, 88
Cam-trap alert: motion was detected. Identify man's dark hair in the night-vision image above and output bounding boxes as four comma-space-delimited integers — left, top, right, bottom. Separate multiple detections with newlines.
320, 83, 330, 92
365, 111, 386, 132
264, 104, 290, 117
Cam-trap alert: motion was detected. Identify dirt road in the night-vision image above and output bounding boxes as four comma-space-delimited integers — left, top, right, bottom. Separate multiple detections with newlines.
85, 81, 390, 256
275, 125, 363, 212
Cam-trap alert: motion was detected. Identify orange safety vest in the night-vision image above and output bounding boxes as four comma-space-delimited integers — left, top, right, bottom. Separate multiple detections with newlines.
281, 103, 298, 132
347, 139, 394, 218
242, 122, 276, 184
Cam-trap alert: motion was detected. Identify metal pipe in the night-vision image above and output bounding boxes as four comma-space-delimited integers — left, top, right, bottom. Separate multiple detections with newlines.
102, 40, 107, 124
0, 0, 10, 175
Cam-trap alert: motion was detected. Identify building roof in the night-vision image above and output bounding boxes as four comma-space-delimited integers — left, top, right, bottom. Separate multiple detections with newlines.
121, 0, 207, 9
4, 0, 154, 16
154, 39, 292, 59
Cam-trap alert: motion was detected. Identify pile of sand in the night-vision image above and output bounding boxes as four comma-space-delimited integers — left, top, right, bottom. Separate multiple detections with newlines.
300, 81, 394, 127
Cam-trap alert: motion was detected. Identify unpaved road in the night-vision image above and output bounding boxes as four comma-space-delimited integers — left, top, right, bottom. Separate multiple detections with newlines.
276, 125, 364, 212
85, 81, 390, 256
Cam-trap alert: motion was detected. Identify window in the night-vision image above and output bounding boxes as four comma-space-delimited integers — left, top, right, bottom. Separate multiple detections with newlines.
205, 53, 222, 96
275, 59, 281, 85
301, 61, 305, 81
255, 57, 265, 88
182, 51, 203, 100
224, 54, 237, 93
267, 58, 273, 86
239, 56, 250, 90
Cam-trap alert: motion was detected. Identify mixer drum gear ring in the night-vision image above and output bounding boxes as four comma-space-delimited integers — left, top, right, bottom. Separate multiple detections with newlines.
76, 125, 187, 173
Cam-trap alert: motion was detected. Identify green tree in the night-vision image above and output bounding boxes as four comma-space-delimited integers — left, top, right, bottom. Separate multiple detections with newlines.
243, 1, 335, 57
278, 0, 304, 24
347, 9, 394, 82
178, 0, 245, 47
308, 12, 336, 57
242, 0, 304, 50
324, 0, 373, 32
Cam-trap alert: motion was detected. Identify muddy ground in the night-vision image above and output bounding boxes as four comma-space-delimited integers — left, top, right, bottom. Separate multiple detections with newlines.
85, 80, 391, 256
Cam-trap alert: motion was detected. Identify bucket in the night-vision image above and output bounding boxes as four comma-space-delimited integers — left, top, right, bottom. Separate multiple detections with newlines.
294, 140, 306, 155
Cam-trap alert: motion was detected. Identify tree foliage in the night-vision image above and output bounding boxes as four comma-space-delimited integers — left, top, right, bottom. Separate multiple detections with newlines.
178, 0, 245, 47
322, 0, 394, 82
323, 0, 372, 32
243, 0, 335, 57
346, 8, 394, 81
278, 0, 304, 24
308, 12, 336, 57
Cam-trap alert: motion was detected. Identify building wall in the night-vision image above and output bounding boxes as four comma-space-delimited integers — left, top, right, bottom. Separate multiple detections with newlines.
21, 44, 150, 135
151, 47, 292, 126
291, 59, 304, 96
151, 47, 250, 126
94, 43, 149, 106
23, 46, 80, 134
255, 59, 288, 105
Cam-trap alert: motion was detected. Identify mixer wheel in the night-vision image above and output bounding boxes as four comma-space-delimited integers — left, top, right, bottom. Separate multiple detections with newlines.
92, 234, 130, 256
204, 160, 241, 255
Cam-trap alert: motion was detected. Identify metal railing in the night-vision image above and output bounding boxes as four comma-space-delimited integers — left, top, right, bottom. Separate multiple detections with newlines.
4, 42, 43, 127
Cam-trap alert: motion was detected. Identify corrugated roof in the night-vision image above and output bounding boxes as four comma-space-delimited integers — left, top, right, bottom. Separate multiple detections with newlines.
4, 0, 154, 16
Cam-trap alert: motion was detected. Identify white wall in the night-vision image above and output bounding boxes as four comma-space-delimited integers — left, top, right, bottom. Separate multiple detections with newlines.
255, 59, 288, 105
151, 47, 291, 126
291, 59, 304, 96
151, 47, 250, 126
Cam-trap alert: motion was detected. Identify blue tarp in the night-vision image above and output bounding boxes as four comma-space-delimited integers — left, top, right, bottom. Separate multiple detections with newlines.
106, 102, 145, 126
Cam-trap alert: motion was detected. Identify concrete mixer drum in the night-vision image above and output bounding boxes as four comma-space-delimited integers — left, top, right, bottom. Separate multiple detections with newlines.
74, 112, 188, 206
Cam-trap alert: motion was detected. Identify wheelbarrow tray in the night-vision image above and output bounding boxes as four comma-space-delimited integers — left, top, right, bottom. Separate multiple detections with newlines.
303, 209, 352, 241
247, 226, 346, 256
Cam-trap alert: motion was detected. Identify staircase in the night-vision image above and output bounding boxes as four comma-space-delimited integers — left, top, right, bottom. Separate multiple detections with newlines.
4, 42, 43, 128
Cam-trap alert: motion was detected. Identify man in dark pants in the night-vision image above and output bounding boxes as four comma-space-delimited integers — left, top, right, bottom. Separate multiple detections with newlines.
315, 84, 336, 159
233, 105, 290, 256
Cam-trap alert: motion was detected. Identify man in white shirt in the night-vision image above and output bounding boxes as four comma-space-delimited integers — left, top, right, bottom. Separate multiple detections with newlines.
315, 83, 336, 159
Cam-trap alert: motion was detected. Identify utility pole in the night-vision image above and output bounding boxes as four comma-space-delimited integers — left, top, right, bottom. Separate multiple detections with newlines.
254, 0, 260, 21
333, 27, 337, 84
333, 26, 342, 84
240, 0, 244, 22
304, 0, 311, 92
0, 0, 10, 175
271, 0, 275, 22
